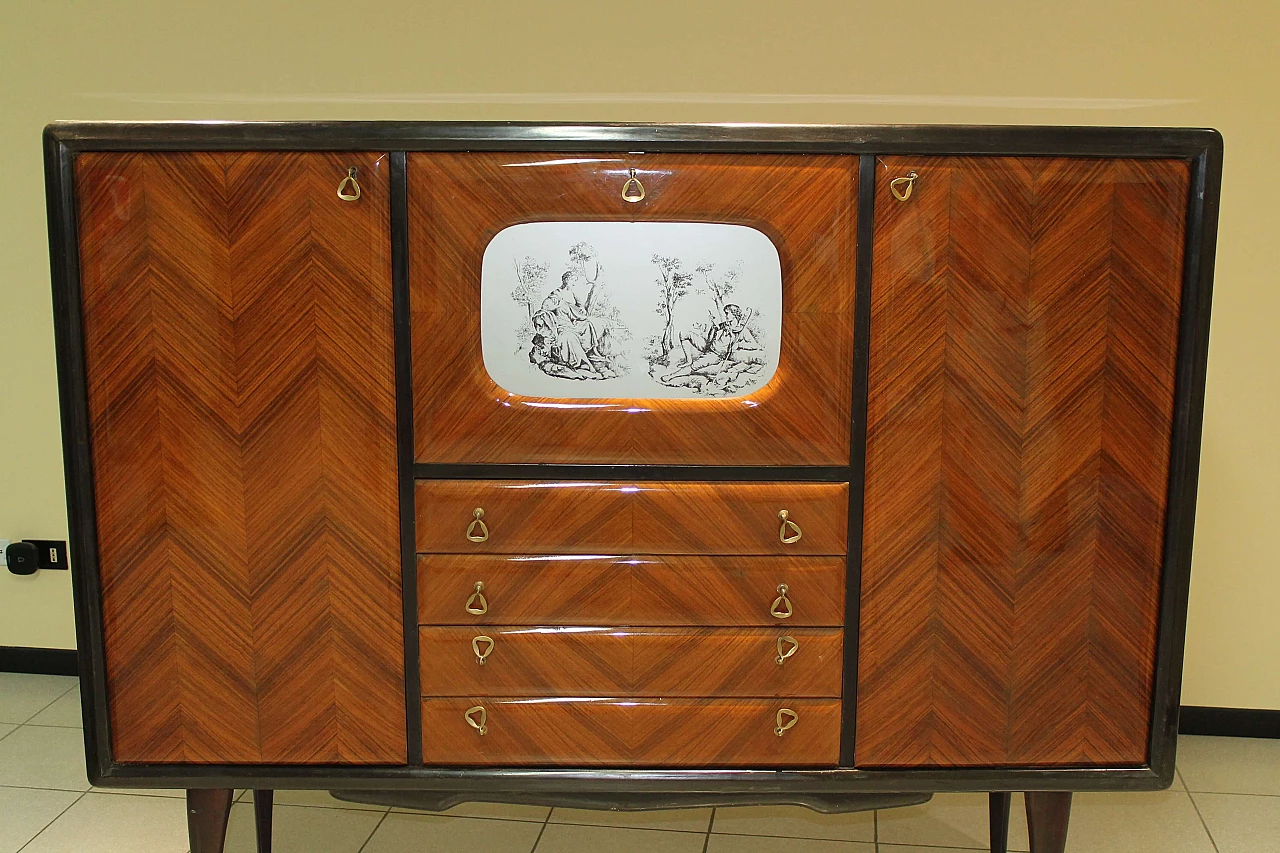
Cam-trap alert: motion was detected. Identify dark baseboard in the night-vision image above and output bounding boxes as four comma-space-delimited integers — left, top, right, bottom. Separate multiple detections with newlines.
1, 648, 1275, 739
1180, 706, 1280, 739
0, 646, 78, 676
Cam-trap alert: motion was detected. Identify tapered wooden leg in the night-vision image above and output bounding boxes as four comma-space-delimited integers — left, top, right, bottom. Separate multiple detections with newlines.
1024, 792, 1072, 853
989, 792, 1012, 853
187, 789, 233, 853
253, 790, 274, 853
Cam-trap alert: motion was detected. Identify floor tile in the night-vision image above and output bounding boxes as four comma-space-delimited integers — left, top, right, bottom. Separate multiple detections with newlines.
535, 822, 707, 853
268, 789, 388, 811
393, 800, 550, 821
1062, 790, 1215, 853
26, 686, 83, 728
707, 836, 874, 852
0, 725, 90, 790
224, 802, 384, 853
363, 811, 544, 853
0, 723, 14, 742
90, 786, 186, 799
1178, 734, 1280, 795
551, 805, 711, 832
877, 793, 1029, 851
712, 804, 873, 842
21, 792, 187, 853
878, 848, 989, 853
0, 673, 76, 724
0, 786, 81, 853
1190, 792, 1280, 853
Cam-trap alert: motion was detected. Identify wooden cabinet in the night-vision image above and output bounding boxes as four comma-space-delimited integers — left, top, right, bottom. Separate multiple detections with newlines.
47, 123, 1219, 847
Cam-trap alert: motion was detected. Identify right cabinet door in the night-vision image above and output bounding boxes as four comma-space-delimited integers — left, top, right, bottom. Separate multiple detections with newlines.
856, 156, 1190, 767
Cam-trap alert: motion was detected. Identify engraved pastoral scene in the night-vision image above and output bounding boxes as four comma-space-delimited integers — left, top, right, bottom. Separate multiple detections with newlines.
480, 222, 782, 400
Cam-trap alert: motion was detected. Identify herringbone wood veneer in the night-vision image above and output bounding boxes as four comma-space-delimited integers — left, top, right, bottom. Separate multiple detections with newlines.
77, 152, 406, 764
409, 152, 857, 465
856, 157, 1189, 767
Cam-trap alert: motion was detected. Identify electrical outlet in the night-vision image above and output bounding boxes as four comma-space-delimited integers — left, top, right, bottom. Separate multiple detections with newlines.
0, 539, 9, 567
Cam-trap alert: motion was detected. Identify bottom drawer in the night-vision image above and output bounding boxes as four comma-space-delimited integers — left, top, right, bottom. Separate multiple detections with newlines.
421, 697, 840, 766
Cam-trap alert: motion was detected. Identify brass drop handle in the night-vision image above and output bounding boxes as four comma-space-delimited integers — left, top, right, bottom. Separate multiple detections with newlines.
465, 581, 489, 615
621, 168, 645, 203
889, 171, 918, 202
464, 705, 488, 736
770, 583, 794, 619
466, 507, 490, 543
775, 708, 798, 737
778, 510, 802, 544
776, 635, 798, 665
472, 635, 495, 665
337, 167, 362, 202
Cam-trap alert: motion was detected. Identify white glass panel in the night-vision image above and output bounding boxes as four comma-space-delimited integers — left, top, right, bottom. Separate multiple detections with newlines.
481, 222, 782, 399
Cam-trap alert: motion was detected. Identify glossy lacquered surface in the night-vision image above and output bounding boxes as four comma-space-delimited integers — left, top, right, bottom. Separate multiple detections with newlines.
418, 627, 843, 697
409, 152, 857, 466
416, 554, 846, 626
415, 480, 849, 555
75, 151, 406, 764
420, 697, 841, 766
856, 156, 1190, 768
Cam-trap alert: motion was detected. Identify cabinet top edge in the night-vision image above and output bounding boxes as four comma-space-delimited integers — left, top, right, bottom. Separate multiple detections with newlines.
42, 121, 1223, 158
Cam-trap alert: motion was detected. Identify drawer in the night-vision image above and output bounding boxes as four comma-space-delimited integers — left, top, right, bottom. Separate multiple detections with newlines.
415, 480, 849, 555
409, 152, 857, 467
417, 554, 846, 626
419, 627, 843, 697
420, 697, 840, 766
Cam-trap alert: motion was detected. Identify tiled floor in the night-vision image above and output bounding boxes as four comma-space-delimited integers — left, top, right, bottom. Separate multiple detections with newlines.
2, 673, 1278, 852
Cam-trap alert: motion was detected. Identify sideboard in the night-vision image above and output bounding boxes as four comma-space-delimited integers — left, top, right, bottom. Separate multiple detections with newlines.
43, 122, 1222, 853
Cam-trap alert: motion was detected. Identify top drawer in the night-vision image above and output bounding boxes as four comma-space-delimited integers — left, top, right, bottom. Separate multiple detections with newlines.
409, 152, 857, 466
416, 480, 849, 555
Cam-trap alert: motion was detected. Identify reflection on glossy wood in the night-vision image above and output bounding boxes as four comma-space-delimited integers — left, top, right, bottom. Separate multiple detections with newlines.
418, 627, 842, 697
417, 554, 846, 626
856, 156, 1188, 767
415, 481, 849, 555
420, 697, 841, 766
409, 152, 857, 465
77, 152, 405, 764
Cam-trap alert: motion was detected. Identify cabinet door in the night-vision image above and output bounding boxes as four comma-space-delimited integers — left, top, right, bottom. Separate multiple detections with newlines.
408, 152, 857, 466
76, 152, 405, 763
856, 157, 1189, 767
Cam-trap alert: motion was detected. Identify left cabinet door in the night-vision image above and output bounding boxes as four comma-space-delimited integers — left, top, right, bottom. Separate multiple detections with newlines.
75, 152, 406, 764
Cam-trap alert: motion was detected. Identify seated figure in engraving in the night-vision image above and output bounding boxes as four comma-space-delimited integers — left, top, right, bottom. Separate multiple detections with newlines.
660, 304, 765, 391
528, 270, 618, 380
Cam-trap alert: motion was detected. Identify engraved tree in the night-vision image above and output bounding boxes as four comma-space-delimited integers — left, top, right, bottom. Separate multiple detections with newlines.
651, 254, 693, 363
511, 256, 549, 355
696, 262, 742, 317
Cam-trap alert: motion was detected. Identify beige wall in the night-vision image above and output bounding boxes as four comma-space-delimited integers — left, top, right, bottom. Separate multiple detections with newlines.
2, 0, 1276, 709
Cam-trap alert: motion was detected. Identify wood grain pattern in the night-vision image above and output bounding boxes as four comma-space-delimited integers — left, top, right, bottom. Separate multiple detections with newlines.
409, 152, 857, 466
417, 554, 846, 626
418, 627, 843, 697
416, 481, 849, 555
76, 151, 406, 764
855, 156, 1189, 767
420, 698, 841, 766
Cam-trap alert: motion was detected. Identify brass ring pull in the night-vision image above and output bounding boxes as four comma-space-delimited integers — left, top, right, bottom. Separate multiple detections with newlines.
621, 168, 645, 203
889, 171, 918, 202
337, 167, 362, 202
774, 708, 798, 737
465, 581, 489, 615
472, 635, 495, 665
466, 508, 490, 543
778, 510, 803, 544
776, 635, 798, 665
770, 583, 794, 619
464, 705, 488, 736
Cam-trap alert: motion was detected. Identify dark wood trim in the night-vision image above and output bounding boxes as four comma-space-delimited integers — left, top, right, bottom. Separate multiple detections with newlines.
390, 151, 421, 765
0, 646, 78, 676
839, 154, 876, 766
413, 464, 850, 482
1180, 706, 1280, 739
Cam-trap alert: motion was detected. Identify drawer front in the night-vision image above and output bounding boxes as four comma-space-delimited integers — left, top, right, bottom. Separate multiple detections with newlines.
410, 152, 857, 467
419, 627, 843, 697
417, 554, 846, 626
420, 698, 840, 766
416, 481, 849, 555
